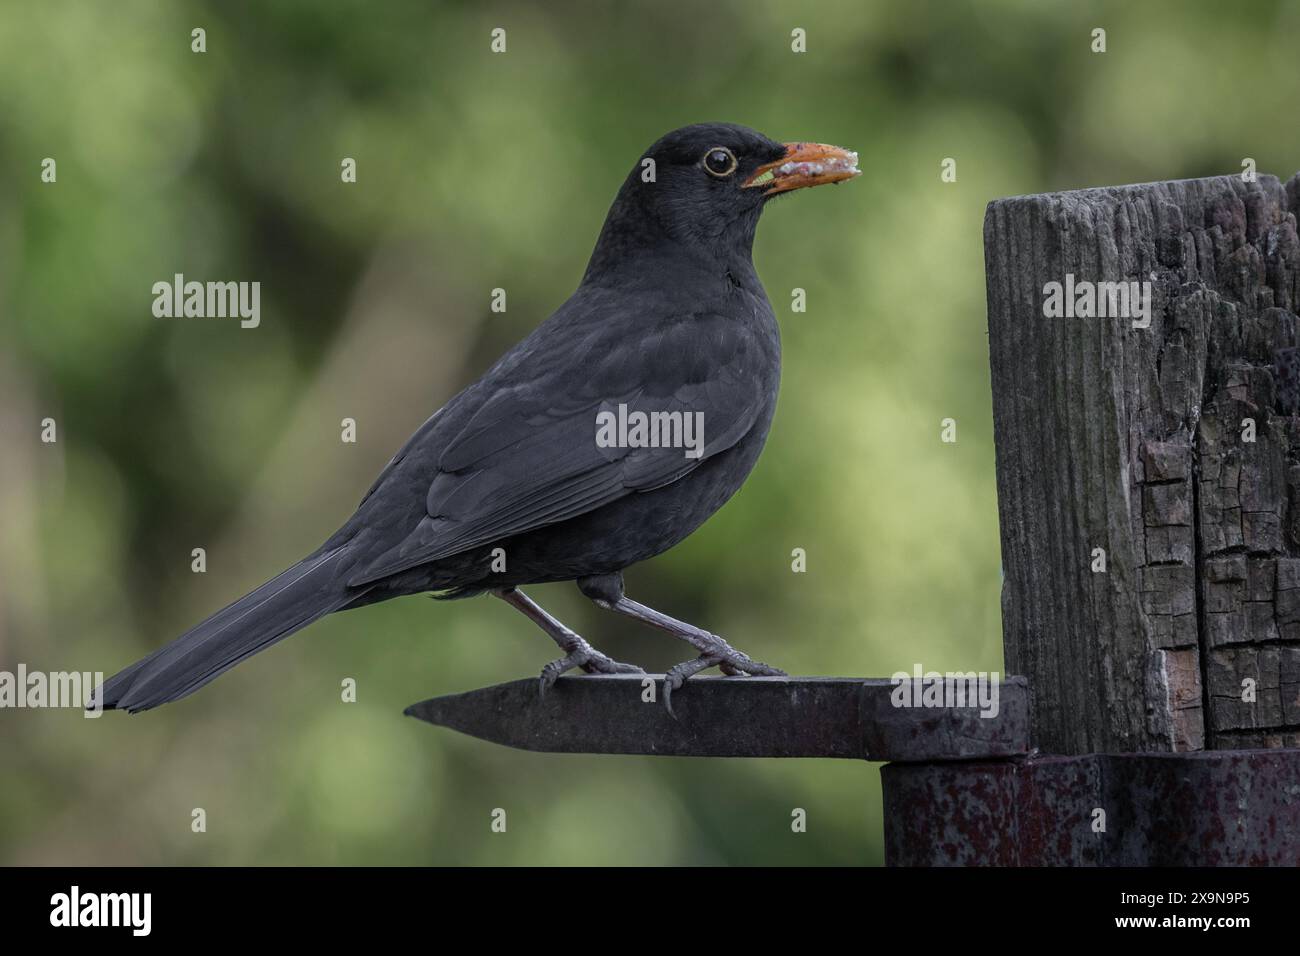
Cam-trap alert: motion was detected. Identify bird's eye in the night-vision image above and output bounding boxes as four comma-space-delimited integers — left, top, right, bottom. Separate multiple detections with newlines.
702, 147, 738, 178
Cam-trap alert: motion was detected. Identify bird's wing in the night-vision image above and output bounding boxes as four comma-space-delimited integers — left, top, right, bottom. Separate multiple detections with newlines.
347, 308, 769, 585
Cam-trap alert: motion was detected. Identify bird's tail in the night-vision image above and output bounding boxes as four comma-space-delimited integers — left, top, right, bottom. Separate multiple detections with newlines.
94, 545, 362, 713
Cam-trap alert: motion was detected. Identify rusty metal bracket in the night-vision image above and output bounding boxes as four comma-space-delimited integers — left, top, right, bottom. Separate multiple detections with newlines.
883, 749, 1300, 865
406, 674, 1030, 762
407, 673, 1300, 864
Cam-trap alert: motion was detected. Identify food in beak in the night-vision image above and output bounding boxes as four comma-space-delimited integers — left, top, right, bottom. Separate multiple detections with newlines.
743, 142, 861, 195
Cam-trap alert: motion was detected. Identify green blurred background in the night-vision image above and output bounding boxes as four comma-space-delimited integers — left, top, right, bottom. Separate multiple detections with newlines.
1, 0, 1297, 866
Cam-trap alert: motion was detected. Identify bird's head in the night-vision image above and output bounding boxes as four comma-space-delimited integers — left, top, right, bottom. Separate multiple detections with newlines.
585, 122, 859, 283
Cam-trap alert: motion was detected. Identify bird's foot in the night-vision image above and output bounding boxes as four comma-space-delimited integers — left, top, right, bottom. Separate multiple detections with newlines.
539, 638, 644, 697
662, 648, 785, 716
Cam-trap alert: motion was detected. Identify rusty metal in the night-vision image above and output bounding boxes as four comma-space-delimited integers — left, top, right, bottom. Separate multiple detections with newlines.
882, 749, 1300, 866
406, 674, 1030, 762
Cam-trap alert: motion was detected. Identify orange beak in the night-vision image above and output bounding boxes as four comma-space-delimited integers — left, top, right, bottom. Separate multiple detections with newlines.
743, 142, 860, 196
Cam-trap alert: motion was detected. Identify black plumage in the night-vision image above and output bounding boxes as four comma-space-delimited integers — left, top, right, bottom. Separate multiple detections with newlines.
96, 122, 858, 713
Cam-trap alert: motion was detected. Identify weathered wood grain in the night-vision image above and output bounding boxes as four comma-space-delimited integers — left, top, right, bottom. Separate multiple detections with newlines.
986, 172, 1300, 754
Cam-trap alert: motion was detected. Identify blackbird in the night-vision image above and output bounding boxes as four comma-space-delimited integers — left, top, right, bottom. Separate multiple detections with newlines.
95, 122, 859, 713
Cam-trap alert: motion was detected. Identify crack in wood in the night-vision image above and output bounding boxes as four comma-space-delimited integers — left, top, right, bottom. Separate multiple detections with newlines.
986, 172, 1300, 754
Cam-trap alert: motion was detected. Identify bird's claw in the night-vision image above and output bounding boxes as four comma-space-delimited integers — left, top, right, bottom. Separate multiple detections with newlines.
538, 639, 644, 698
662, 650, 785, 717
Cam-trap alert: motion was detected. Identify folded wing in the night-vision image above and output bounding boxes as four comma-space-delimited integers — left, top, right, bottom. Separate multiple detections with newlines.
347, 310, 766, 585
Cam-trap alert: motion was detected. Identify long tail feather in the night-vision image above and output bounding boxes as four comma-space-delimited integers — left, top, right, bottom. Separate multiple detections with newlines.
95, 546, 363, 713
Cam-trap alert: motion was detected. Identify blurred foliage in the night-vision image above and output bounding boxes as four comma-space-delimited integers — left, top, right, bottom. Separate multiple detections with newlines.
1, 0, 1297, 865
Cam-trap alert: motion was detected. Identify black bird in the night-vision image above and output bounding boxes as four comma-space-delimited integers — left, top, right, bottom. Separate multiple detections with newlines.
95, 123, 859, 713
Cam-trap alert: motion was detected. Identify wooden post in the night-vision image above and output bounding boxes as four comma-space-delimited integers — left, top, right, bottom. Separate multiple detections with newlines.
985, 172, 1300, 755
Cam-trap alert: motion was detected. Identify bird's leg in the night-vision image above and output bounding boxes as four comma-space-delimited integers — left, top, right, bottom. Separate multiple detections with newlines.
492, 587, 643, 695
577, 574, 785, 713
